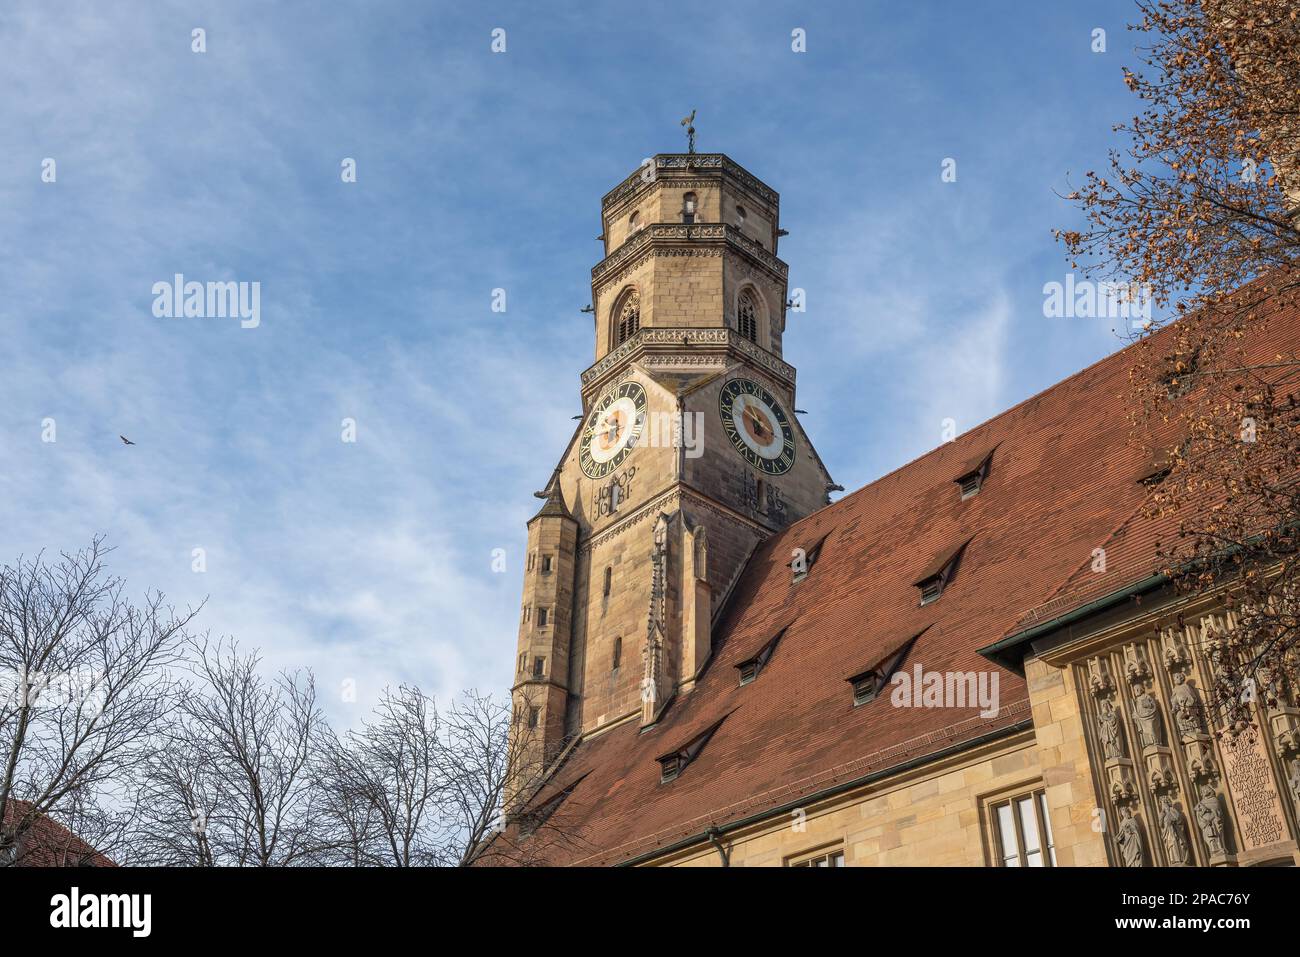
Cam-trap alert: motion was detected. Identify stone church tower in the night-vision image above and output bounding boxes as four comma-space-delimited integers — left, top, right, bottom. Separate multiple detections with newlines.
510, 153, 834, 781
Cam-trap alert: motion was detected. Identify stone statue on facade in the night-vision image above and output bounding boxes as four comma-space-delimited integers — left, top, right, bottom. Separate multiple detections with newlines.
1132, 682, 1165, 749
1169, 671, 1204, 736
1098, 698, 1125, 759
1158, 794, 1191, 865
1194, 784, 1226, 856
1115, 805, 1147, 867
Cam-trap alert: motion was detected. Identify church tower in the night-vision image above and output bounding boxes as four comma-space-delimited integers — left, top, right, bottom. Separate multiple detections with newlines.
510, 152, 834, 783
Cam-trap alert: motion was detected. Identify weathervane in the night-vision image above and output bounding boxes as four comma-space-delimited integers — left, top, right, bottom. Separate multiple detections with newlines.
680, 110, 696, 154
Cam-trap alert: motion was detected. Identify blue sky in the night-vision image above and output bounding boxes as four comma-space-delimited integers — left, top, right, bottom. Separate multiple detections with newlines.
0, 0, 1150, 722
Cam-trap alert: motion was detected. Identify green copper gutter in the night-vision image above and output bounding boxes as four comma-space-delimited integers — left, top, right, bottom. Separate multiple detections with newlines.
615, 719, 1032, 867
976, 571, 1169, 674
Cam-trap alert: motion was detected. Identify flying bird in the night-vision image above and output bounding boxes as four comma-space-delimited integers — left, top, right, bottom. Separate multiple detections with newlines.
119, 435, 135, 446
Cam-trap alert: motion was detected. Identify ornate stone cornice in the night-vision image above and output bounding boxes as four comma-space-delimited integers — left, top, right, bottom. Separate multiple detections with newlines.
592, 223, 787, 292
577, 484, 772, 556
601, 154, 780, 214
579, 326, 796, 394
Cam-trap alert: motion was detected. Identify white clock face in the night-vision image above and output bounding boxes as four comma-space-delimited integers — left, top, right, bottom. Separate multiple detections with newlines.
588, 397, 639, 464
579, 382, 647, 478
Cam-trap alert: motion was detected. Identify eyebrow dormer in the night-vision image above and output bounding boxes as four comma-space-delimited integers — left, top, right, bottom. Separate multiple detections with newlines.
657, 715, 728, 784
954, 445, 997, 501
914, 538, 973, 606
735, 625, 789, 686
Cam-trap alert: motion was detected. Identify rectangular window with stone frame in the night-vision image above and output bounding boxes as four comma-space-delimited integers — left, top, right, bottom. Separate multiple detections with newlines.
986, 787, 1056, 867
786, 845, 845, 867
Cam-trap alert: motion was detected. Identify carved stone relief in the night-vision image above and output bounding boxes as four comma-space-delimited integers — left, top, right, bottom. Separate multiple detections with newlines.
1077, 607, 1300, 866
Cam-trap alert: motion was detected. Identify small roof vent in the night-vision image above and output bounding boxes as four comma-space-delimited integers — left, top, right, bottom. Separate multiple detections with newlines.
656, 715, 729, 784
913, 539, 973, 607
953, 445, 997, 501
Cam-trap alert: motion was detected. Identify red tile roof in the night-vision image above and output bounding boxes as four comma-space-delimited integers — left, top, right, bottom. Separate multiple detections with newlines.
2, 800, 115, 867
500, 295, 1300, 867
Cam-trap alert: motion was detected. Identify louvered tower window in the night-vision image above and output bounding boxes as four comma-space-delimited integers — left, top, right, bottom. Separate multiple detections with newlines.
737, 289, 758, 342
616, 291, 640, 345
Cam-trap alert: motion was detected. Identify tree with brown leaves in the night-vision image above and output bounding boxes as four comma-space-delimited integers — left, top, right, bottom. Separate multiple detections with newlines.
1061, 0, 1300, 736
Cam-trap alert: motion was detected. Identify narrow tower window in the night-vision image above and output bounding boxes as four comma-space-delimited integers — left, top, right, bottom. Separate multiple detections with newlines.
735, 205, 746, 231
603, 565, 613, 597
737, 289, 758, 342
682, 192, 697, 224
612, 636, 622, 671
616, 290, 641, 345
533, 656, 545, 678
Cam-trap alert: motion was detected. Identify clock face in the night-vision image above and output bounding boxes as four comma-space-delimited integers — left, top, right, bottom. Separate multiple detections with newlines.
579, 381, 647, 478
719, 378, 796, 474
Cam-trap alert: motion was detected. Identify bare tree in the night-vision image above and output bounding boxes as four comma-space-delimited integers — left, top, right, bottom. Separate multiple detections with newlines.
320, 685, 442, 866
314, 687, 588, 867
140, 637, 333, 866
0, 537, 194, 866
438, 689, 588, 867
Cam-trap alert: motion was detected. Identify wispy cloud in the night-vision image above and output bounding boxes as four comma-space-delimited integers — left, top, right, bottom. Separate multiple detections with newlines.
1, 0, 1148, 724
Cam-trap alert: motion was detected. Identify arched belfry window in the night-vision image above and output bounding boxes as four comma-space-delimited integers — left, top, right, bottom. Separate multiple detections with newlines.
737, 288, 759, 343
682, 192, 697, 224
615, 290, 640, 345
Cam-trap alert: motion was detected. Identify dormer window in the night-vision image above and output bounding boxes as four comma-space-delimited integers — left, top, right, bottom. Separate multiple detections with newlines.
1138, 438, 1188, 487
735, 626, 787, 686
682, 192, 698, 224
850, 672, 885, 706
918, 577, 944, 605
656, 716, 727, 784
954, 447, 996, 501
913, 540, 971, 606
518, 773, 589, 838
1160, 349, 1200, 399
791, 535, 828, 584
846, 627, 927, 707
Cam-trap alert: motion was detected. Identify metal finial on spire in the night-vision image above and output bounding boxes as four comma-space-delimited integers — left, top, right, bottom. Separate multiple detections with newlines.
680, 110, 697, 154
